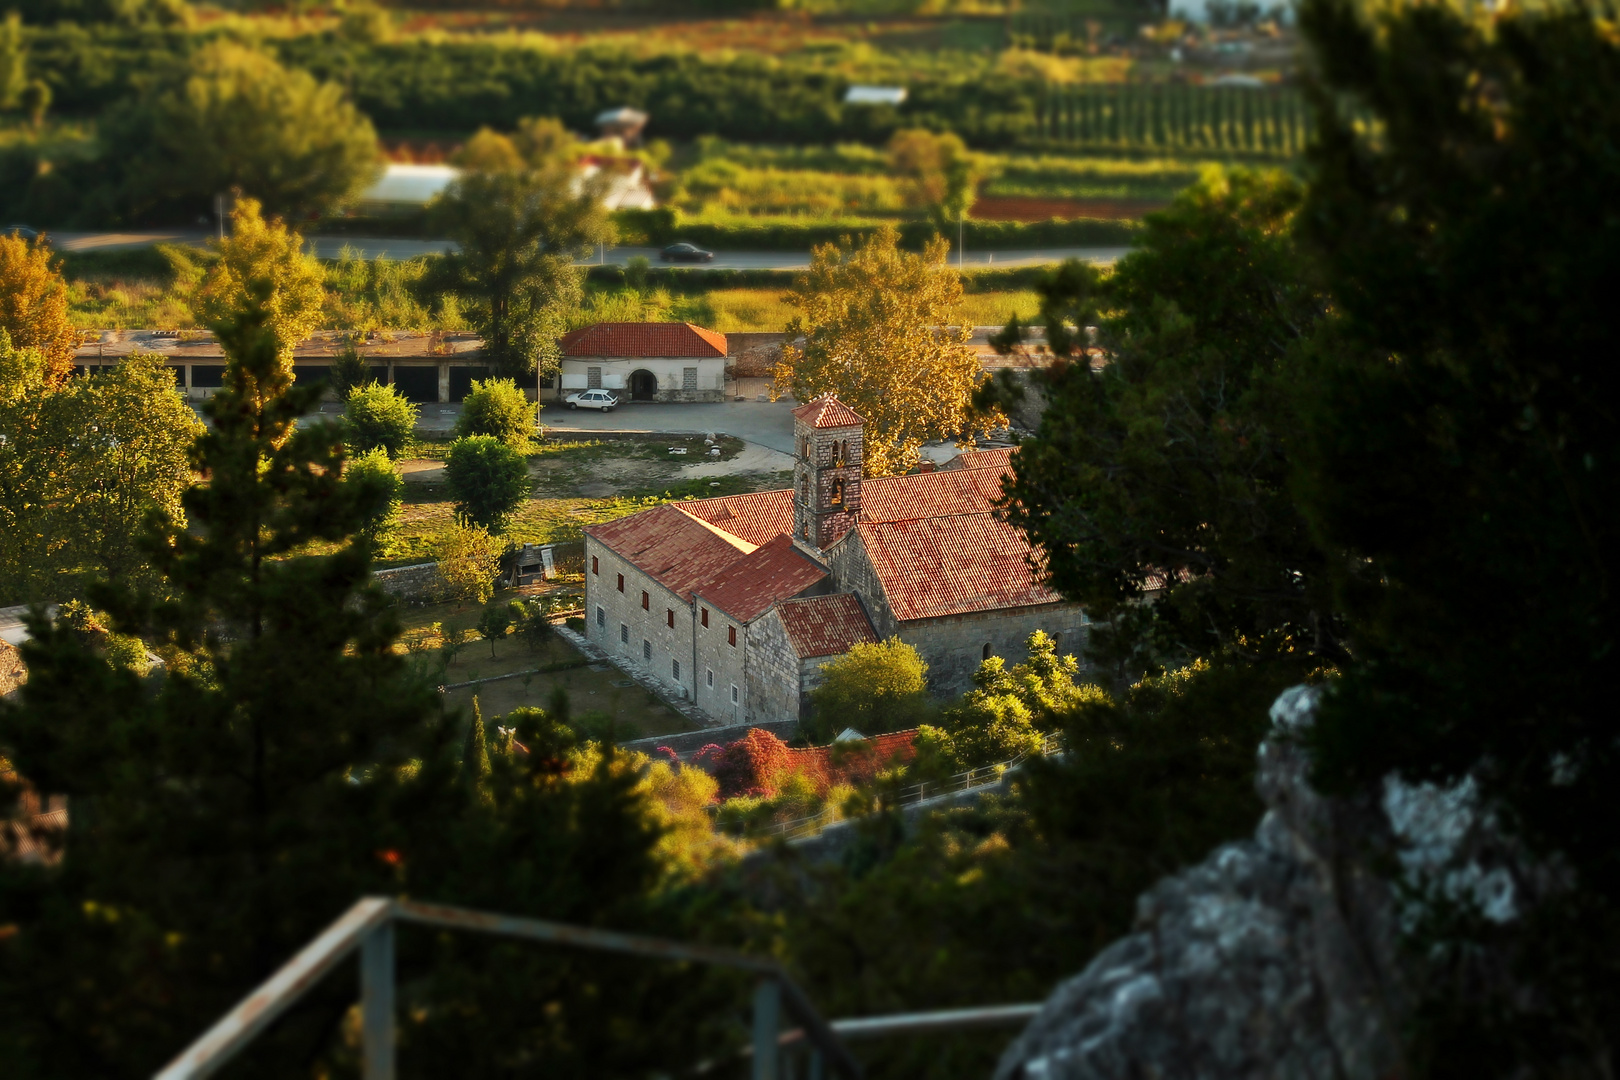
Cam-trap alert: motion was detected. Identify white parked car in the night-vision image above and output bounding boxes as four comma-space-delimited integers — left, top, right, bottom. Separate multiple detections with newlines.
564, 389, 619, 412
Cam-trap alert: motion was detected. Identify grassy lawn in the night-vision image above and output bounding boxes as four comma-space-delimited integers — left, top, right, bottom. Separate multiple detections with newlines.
383, 434, 790, 566
396, 595, 699, 742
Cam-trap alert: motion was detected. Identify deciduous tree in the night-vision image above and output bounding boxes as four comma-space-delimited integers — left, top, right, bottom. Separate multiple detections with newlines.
807, 637, 932, 742
343, 381, 417, 459
344, 446, 402, 557
429, 118, 606, 382
887, 128, 978, 227
193, 198, 327, 362
436, 521, 502, 607
99, 41, 379, 222
775, 226, 1002, 476
444, 434, 529, 533
454, 376, 537, 450
0, 232, 78, 384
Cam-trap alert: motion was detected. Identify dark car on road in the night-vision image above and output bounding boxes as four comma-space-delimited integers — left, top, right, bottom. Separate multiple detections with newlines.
660, 242, 715, 263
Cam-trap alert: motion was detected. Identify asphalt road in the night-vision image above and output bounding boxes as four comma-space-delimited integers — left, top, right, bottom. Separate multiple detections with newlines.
48, 231, 1127, 269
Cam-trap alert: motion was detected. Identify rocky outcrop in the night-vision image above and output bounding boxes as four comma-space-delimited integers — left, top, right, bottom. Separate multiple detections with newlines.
996, 685, 1543, 1080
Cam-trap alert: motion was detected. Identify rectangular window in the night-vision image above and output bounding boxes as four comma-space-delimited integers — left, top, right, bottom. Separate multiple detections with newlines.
643, 639, 651, 660
596, 606, 604, 628
641, 591, 649, 611
588, 366, 602, 389
731, 685, 739, 704
682, 367, 698, 391
620, 624, 628, 644
666, 609, 674, 628
701, 608, 709, 628
728, 626, 737, 647
617, 574, 624, 592
592, 556, 599, 575
706, 669, 714, 688
672, 659, 681, 680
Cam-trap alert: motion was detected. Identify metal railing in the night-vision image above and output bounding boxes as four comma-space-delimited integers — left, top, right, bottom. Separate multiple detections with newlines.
153, 896, 862, 1080
743, 734, 1065, 844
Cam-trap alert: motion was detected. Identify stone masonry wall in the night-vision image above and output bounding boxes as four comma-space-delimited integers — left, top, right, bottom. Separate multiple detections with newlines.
826, 535, 898, 638
373, 562, 447, 604
691, 596, 749, 726
900, 603, 1091, 699
584, 536, 697, 703
744, 607, 805, 725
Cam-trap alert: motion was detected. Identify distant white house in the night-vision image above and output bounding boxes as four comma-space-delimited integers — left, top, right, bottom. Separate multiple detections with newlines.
844, 85, 907, 106
549, 323, 729, 404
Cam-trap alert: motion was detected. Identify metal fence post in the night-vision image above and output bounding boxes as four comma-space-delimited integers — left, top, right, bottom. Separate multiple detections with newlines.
360, 920, 396, 1080
753, 977, 781, 1080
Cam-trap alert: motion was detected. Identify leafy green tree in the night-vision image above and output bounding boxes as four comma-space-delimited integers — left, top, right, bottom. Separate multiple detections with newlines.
344, 381, 417, 459
428, 118, 607, 381
887, 127, 978, 227
345, 446, 402, 557
475, 601, 511, 659
925, 657, 1044, 772
1, 344, 201, 603
436, 522, 501, 607
193, 198, 328, 362
1290, 0, 1620, 1068
0, 289, 445, 1077
983, 169, 1335, 683
775, 226, 1002, 476
444, 434, 529, 533
807, 637, 932, 743
98, 41, 378, 222
0, 14, 25, 113
455, 376, 537, 449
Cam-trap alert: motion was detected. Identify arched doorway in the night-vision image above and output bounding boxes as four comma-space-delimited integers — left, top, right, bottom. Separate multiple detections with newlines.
629, 369, 658, 401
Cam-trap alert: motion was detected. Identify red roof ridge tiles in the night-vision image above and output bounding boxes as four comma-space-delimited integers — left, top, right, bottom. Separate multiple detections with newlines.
559, 322, 727, 358
944, 446, 1016, 475
791, 396, 866, 428
693, 535, 828, 623
775, 594, 878, 659
680, 489, 795, 548
856, 469, 1006, 524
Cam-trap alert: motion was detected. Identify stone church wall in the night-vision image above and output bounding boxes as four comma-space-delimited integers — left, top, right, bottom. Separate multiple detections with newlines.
584, 536, 696, 702
825, 534, 898, 638
899, 603, 1092, 699
692, 597, 749, 725
744, 607, 804, 725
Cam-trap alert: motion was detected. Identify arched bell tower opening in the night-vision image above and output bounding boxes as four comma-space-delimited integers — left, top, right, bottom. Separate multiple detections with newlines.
791, 395, 865, 549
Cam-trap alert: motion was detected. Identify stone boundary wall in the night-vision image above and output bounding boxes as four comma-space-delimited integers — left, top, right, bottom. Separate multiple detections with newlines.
372, 562, 447, 604
727, 333, 786, 379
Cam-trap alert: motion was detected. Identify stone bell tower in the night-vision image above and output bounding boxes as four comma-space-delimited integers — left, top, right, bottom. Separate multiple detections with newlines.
791, 396, 865, 549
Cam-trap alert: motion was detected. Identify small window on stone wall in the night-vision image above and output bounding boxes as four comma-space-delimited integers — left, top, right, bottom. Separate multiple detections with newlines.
667, 609, 674, 628
617, 573, 624, 592
682, 367, 697, 391
1052, 632, 1062, 651
834, 439, 847, 467
731, 685, 739, 704
596, 606, 604, 628
701, 608, 709, 628
983, 642, 992, 660
673, 659, 681, 680
728, 626, 737, 647
643, 639, 651, 660
592, 556, 598, 575
707, 669, 714, 688
830, 479, 843, 505
642, 590, 649, 610
620, 624, 629, 644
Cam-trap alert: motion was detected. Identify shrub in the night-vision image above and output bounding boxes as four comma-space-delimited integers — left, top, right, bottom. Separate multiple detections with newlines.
444, 435, 530, 533
436, 522, 502, 607
328, 347, 373, 402
344, 447, 403, 556
344, 382, 417, 458
806, 638, 932, 743
455, 377, 537, 449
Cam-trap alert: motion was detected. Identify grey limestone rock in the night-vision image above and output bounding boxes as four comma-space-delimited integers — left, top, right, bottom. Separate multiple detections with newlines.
995, 685, 1413, 1080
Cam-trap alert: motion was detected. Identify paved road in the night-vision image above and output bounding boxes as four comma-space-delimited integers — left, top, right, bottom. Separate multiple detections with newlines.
539, 398, 800, 453
48, 231, 1127, 269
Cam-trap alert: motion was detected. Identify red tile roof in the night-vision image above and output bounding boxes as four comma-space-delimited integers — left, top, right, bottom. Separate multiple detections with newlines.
853, 513, 1059, 622
681, 489, 795, 547
694, 535, 828, 623
586, 504, 754, 600
792, 396, 866, 428
775, 594, 878, 659
944, 447, 1015, 475
857, 469, 1007, 524
560, 322, 727, 358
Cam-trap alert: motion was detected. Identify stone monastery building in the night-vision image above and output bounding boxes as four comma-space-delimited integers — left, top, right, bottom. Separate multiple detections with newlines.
583, 397, 1089, 726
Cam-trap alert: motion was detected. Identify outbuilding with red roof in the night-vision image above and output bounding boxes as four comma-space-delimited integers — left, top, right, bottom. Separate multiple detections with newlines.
547, 321, 731, 403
